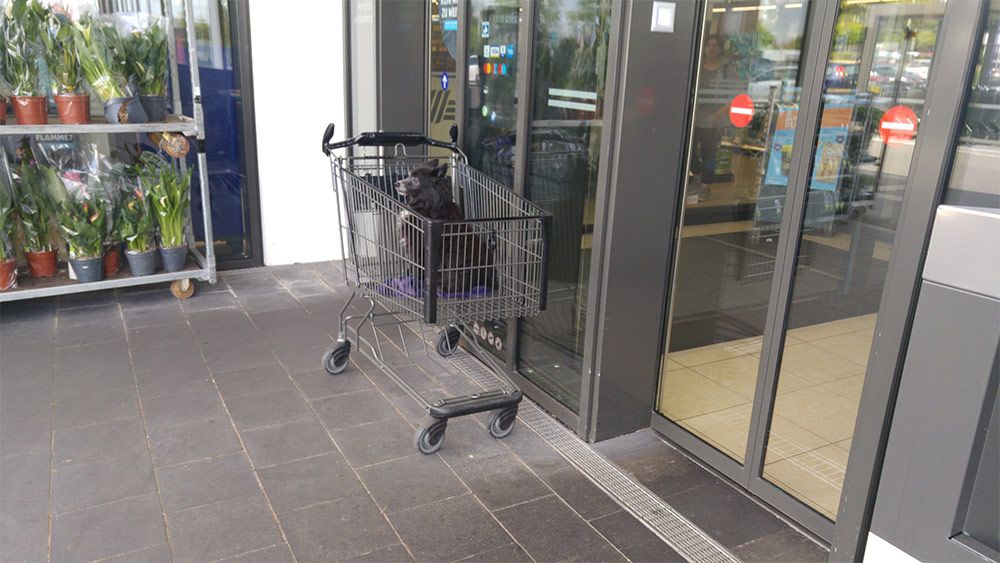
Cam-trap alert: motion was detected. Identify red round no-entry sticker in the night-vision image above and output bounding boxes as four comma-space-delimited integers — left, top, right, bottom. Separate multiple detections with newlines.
729, 94, 754, 128
879, 105, 918, 144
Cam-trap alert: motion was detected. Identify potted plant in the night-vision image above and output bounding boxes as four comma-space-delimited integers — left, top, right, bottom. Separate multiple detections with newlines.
125, 20, 168, 121
75, 17, 146, 124
48, 173, 108, 283
116, 183, 157, 276
1, 0, 49, 125
140, 152, 190, 272
42, 9, 89, 124
13, 141, 56, 277
0, 152, 18, 291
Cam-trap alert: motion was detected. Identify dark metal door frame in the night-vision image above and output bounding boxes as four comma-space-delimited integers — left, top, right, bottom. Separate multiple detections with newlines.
650, 0, 987, 550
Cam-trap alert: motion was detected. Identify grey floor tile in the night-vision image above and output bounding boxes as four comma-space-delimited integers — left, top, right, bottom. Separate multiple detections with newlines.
313, 389, 400, 431
0, 419, 51, 460
494, 495, 612, 562
57, 289, 117, 310
123, 305, 186, 330
732, 528, 828, 563
332, 417, 416, 468
56, 321, 126, 348
567, 542, 629, 562
290, 367, 374, 400
225, 388, 312, 431
157, 451, 261, 513
434, 417, 509, 468
214, 362, 294, 400
589, 510, 666, 553
135, 363, 215, 401
664, 480, 786, 549
0, 451, 50, 504
503, 426, 573, 477
50, 493, 167, 563
540, 466, 621, 521
448, 453, 551, 511
619, 538, 687, 562
280, 496, 399, 561
460, 543, 532, 562
148, 417, 241, 467
127, 322, 196, 351
140, 387, 227, 429
219, 542, 295, 562
389, 494, 511, 562
103, 542, 174, 562
51, 451, 156, 514
57, 303, 121, 327
0, 494, 49, 563
201, 338, 277, 373
240, 292, 301, 314
53, 416, 148, 465
167, 494, 282, 561
53, 385, 139, 430
346, 543, 413, 562
256, 452, 366, 513
241, 417, 335, 468
179, 290, 240, 313
357, 454, 468, 513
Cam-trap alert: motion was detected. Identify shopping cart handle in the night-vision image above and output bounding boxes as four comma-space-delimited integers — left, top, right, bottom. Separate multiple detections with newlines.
322, 124, 465, 158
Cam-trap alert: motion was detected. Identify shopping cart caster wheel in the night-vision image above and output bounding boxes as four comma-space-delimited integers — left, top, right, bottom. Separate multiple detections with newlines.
488, 406, 518, 439
436, 326, 461, 357
170, 279, 195, 299
322, 340, 351, 375
415, 418, 447, 454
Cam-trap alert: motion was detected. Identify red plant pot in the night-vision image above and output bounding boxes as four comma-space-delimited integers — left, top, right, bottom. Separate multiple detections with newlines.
104, 245, 121, 277
1, 98, 7, 125
25, 249, 57, 278
11, 95, 47, 125
55, 93, 91, 124
0, 258, 16, 291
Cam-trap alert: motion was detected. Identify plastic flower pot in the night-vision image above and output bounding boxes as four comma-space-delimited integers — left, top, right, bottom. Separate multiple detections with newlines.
104, 96, 148, 124
11, 96, 47, 125
25, 249, 57, 278
159, 245, 187, 272
69, 256, 104, 283
139, 95, 168, 122
126, 248, 157, 277
103, 245, 121, 277
54, 94, 91, 124
0, 258, 16, 291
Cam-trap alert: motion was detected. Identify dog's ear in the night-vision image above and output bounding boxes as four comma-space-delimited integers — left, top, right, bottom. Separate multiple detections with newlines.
433, 163, 448, 178
423, 159, 440, 173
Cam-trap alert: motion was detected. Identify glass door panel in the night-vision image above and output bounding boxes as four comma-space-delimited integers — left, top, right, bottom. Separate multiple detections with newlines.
515, 0, 613, 413
762, 0, 946, 521
428, 0, 459, 153
657, 0, 810, 462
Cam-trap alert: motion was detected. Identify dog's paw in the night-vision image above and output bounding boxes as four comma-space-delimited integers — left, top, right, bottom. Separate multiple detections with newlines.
399, 210, 411, 222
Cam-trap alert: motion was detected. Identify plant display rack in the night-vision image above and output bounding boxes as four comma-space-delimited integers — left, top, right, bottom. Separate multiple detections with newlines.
0, 0, 215, 302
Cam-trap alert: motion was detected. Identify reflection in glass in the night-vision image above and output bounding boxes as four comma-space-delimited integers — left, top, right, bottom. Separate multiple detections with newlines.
428, 0, 459, 151
763, 0, 945, 520
464, 0, 521, 187
946, 0, 1000, 209
657, 0, 809, 462
516, 0, 613, 413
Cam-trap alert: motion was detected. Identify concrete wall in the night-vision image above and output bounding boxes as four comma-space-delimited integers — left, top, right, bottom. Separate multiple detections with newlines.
248, 0, 347, 265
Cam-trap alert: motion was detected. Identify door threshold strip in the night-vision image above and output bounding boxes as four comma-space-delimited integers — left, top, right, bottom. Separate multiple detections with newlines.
447, 351, 741, 563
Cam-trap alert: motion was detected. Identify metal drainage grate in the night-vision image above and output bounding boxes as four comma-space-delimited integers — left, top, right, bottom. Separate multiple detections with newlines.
447, 352, 742, 563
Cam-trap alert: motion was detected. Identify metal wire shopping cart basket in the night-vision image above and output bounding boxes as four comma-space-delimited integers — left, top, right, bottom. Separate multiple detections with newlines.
320, 124, 552, 454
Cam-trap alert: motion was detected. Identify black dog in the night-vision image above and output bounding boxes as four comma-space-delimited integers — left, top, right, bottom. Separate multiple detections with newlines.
394, 160, 495, 293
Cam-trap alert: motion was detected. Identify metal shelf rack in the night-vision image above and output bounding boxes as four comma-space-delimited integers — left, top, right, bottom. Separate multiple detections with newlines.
0, 0, 215, 303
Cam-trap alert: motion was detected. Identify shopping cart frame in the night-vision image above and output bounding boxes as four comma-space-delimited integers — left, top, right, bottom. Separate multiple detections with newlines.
320, 124, 552, 454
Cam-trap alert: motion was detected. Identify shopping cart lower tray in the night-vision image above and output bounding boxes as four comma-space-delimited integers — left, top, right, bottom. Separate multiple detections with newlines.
320, 124, 552, 454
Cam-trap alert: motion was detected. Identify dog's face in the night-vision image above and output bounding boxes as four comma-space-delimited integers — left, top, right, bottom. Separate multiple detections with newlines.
394, 160, 452, 215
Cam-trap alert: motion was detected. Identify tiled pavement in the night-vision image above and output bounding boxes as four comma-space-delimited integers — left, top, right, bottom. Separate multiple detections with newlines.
0, 263, 828, 562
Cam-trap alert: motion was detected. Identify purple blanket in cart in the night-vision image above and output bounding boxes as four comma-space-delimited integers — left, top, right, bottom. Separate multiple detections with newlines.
382, 275, 492, 299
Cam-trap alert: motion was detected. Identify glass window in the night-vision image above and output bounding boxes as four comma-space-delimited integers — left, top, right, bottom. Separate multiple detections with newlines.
428, 0, 459, 151
945, 0, 1000, 209
763, 0, 947, 521
657, 0, 810, 462
515, 0, 613, 413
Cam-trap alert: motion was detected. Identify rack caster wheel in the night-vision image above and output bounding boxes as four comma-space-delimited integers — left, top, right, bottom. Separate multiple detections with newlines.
436, 326, 461, 357
170, 279, 195, 299
322, 340, 351, 375
488, 406, 518, 439
415, 418, 447, 454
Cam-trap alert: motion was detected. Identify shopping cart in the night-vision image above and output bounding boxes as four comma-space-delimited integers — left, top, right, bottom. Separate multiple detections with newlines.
320, 124, 552, 454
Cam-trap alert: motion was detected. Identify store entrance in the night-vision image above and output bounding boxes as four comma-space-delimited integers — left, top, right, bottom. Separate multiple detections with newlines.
654, 0, 947, 538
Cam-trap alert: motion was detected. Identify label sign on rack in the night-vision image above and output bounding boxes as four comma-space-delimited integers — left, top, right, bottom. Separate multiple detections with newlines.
729, 94, 754, 128
879, 105, 918, 144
